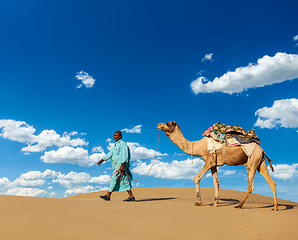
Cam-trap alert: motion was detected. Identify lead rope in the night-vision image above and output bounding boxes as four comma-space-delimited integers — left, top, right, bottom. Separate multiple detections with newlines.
132, 131, 160, 182
191, 142, 194, 164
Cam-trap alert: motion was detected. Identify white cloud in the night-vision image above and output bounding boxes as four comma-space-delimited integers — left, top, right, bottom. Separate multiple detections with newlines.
254, 98, 298, 129
222, 170, 236, 175
75, 70, 95, 88
0, 169, 60, 197
269, 164, 298, 180
0, 119, 88, 154
127, 142, 167, 161
13, 178, 46, 187
132, 158, 205, 180
41, 146, 104, 167
121, 125, 142, 134
53, 171, 110, 196
92, 146, 104, 153
196, 70, 205, 75
65, 186, 95, 195
0, 119, 36, 143
53, 171, 92, 188
90, 175, 110, 184
294, 35, 298, 47
0, 177, 10, 187
11, 170, 58, 187
202, 53, 213, 62
6, 187, 47, 197
21, 130, 88, 153
191, 52, 298, 94
0, 169, 111, 198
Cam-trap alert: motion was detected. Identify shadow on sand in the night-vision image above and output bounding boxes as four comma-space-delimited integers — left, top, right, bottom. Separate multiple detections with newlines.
242, 203, 296, 211
212, 198, 296, 211
200, 198, 240, 207
136, 197, 176, 202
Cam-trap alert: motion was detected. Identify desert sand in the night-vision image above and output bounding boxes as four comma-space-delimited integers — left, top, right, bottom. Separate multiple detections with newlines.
0, 187, 297, 240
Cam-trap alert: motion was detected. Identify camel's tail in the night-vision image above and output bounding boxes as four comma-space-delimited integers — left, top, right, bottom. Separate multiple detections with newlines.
264, 152, 274, 172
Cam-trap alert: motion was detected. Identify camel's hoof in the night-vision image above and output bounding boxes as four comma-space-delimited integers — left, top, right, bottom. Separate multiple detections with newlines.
195, 201, 202, 206
235, 205, 242, 209
272, 207, 278, 211
212, 203, 218, 207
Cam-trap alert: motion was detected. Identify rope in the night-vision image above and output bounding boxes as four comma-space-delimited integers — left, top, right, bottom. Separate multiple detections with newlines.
109, 131, 160, 183
132, 131, 160, 182
191, 142, 194, 164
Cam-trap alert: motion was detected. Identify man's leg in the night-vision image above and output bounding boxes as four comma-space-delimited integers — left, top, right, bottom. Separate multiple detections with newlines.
127, 190, 134, 198
107, 191, 112, 198
100, 175, 117, 201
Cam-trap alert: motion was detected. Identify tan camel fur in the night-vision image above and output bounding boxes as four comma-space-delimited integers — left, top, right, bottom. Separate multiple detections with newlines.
157, 121, 278, 211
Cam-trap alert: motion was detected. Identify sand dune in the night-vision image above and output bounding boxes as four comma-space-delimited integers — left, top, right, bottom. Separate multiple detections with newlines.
0, 187, 297, 240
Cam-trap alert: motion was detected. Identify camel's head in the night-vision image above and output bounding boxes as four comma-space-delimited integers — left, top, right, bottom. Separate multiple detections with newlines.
157, 121, 177, 136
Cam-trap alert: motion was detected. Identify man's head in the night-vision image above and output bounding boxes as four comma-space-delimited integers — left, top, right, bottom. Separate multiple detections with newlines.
114, 130, 122, 142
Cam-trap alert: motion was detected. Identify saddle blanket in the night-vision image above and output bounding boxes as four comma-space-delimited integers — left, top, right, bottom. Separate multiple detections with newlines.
207, 137, 256, 158
203, 122, 260, 143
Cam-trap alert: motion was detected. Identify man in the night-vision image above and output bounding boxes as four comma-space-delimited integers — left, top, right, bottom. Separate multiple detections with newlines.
97, 130, 135, 201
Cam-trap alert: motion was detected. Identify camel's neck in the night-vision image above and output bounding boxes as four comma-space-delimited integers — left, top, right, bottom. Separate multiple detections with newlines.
168, 126, 202, 156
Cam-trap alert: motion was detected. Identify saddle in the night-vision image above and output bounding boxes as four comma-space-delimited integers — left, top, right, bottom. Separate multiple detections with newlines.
203, 122, 260, 145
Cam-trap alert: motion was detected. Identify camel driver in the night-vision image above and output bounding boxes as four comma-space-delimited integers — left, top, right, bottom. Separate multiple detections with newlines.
97, 130, 135, 201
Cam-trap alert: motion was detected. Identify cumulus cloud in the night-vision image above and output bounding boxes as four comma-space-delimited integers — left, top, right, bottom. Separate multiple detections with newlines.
0, 169, 111, 197
269, 164, 298, 180
92, 146, 104, 153
294, 35, 298, 47
75, 70, 96, 88
222, 170, 236, 175
6, 187, 47, 197
0, 119, 88, 154
191, 52, 298, 94
53, 171, 92, 188
132, 158, 205, 180
53, 171, 110, 196
41, 146, 105, 167
0, 169, 58, 197
121, 125, 142, 134
65, 186, 95, 195
127, 142, 167, 161
22, 130, 87, 153
254, 98, 298, 129
90, 175, 110, 184
202, 53, 213, 62
0, 119, 36, 143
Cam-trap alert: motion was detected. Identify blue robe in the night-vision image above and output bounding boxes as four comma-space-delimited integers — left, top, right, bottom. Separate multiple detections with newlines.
103, 139, 133, 192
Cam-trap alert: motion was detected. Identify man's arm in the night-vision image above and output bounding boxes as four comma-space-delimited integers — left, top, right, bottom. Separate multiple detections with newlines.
97, 145, 114, 166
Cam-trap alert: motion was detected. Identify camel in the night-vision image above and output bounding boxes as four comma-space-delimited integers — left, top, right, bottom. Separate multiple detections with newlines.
157, 121, 278, 210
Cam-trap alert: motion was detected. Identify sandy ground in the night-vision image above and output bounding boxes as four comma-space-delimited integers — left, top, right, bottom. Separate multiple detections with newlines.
0, 187, 297, 240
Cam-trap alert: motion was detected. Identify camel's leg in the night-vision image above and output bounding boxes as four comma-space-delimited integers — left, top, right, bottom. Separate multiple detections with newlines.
211, 166, 220, 207
235, 167, 257, 209
194, 162, 212, 206
258, 160, 278, 211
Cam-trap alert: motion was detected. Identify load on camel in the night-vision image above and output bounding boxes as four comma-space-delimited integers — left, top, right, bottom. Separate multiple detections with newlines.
157, 121, 278, 211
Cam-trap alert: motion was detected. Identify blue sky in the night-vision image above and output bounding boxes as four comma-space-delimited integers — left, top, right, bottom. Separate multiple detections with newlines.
1, 0, 298, 202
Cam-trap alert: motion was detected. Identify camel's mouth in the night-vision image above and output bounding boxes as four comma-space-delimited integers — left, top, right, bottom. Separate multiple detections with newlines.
157, 123, 164, 130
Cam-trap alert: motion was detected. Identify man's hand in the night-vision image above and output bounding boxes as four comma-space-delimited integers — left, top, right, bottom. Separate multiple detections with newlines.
119, 163, 125, 172
97, 159, 104, 166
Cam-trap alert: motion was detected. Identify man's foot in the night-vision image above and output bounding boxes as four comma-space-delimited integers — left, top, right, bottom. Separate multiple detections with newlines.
100, 195, 110, 201
123, 197, 135, 202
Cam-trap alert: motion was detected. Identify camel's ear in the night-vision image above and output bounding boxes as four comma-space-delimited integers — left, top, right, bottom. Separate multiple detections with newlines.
169, 121, 176, 126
